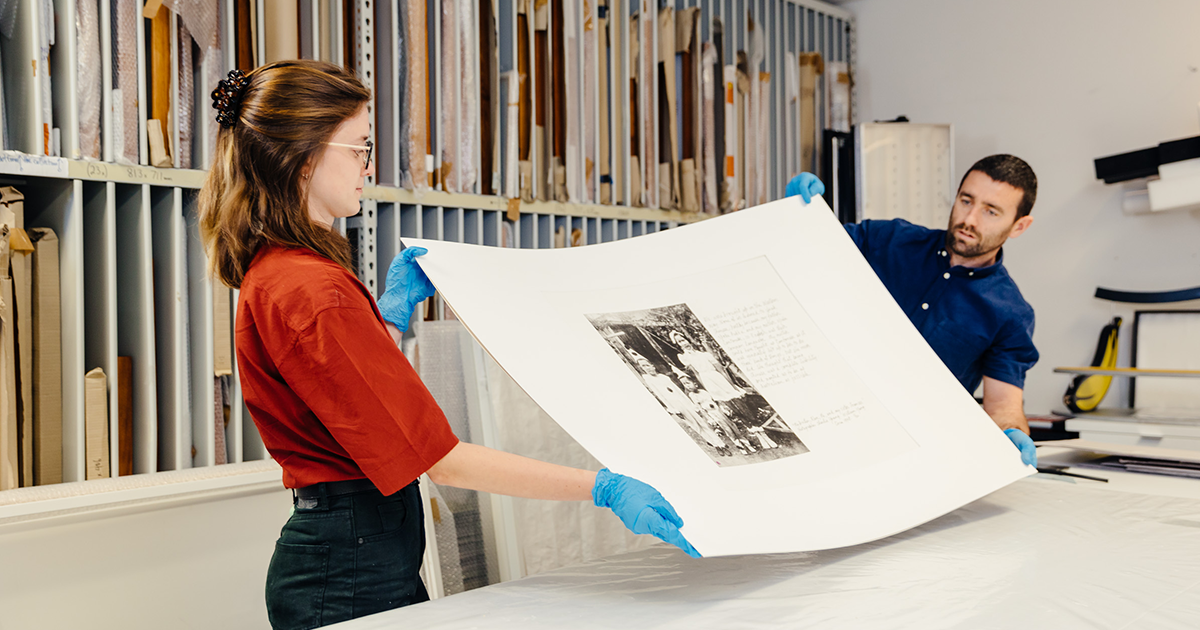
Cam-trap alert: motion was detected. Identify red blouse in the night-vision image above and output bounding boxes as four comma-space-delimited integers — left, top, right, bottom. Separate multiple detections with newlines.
235, 245, 459, 495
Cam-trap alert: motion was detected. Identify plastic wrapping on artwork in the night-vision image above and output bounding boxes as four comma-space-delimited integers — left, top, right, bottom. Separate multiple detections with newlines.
482, 349, 650, 575
700, 43, 717, 214
76, 0, 102, 159
163, 0, 220, 51
747, 23, 763, 206
582, 0, 596, 203
416, 321, 649, 582
440, 0, 459, 191
418, 321, 501, 591
640, 10, 655, 207
439, 0, 475, 193
399, 0, 429, 191
39, 0, 53, 155
458, 0, 477, 193
720, 64, 738, 212
162, 0, 219, 166
757, 72, 769, 206
563, 0, 580, 202
424, 482, 466, 595
655, 7, 675, 210
114, 0, 140, 164
176, 22, 193, 169
502, 71, 520, 198
348, 481, 1200, 630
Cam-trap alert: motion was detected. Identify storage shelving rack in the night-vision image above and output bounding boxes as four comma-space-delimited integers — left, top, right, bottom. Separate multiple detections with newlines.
0, 0, 855, 489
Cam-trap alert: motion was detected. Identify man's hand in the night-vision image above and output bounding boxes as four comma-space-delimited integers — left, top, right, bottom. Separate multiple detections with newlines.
1004, 428, 1037, 467
785, 173, 826, 203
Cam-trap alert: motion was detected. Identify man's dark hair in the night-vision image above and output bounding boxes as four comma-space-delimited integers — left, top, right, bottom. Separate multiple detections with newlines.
958, 154, 1038, 219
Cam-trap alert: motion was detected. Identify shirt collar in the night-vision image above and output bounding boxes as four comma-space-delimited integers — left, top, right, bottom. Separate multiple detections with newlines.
935, 242, 1005, 279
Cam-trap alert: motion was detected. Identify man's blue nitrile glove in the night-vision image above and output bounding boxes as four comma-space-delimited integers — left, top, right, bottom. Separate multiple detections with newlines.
593, 468, 702, 558
1004, 428, 1038, 467
785, 172, 826, 203
377, 247, 435, 333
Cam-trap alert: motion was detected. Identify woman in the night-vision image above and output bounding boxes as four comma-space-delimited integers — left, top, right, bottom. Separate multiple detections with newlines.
198, 60, 697, 630
670, 330, 743, 402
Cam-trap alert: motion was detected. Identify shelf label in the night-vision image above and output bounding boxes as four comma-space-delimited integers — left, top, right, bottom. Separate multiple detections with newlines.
80, 161, 177, 184
0, 151, 69, 177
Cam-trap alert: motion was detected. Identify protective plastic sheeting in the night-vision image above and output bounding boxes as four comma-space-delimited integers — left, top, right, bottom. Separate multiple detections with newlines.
333, 478, 1200, 630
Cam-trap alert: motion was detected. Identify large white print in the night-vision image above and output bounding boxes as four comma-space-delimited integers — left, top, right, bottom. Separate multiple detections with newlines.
406, 197, 1033, 557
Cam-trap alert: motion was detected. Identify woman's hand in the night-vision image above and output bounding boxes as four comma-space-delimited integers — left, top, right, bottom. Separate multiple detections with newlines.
593, 468, 702, 558
377, 247, 435, 332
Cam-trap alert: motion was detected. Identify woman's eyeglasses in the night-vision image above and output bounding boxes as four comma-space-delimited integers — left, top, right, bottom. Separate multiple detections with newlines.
326, 139, 374, 169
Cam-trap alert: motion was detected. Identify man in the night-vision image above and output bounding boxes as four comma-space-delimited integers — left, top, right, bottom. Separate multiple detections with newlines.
786, 154, 1039, 466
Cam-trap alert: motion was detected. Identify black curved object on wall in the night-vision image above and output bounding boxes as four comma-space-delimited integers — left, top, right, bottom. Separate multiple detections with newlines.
1094, 286, 1200, 303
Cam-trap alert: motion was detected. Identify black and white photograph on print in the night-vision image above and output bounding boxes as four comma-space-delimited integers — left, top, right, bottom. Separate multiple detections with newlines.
587, 303, 808, 466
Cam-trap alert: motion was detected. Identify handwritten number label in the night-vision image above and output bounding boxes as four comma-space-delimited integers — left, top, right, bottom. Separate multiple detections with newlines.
85, 162, 109, 179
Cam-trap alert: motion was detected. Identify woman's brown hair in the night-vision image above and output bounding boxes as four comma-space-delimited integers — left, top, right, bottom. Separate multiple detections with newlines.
198, 60, 371, 288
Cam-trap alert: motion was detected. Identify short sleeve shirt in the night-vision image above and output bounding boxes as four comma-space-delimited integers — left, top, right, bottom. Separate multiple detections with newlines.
236, 245, 459, 495
844, 219, 1039, 392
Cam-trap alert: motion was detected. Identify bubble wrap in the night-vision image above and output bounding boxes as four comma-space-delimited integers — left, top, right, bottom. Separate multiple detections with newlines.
424, 482, 466, 595
459, 0, 477, 193
113, 0, 140, 163
0, 0, 17, 39
162, 0, 220, 51
177, 22, 193, 169
417, 321, 500, 591
76, 0, 102, 159
416, 319, 650, 581
163, 0, 219, 167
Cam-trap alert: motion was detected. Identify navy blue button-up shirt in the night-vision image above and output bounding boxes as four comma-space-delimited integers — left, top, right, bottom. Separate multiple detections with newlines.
845, 219, 1038, 392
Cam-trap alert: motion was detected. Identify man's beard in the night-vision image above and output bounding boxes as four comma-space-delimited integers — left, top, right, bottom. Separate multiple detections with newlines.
945, 223, 1004, 259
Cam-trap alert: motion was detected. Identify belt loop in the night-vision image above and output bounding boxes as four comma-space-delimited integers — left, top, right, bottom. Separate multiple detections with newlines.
316, 482, 332, 511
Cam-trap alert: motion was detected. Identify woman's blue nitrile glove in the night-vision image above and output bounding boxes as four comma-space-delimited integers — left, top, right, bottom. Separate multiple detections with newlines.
1004, 428, 1038, 467
376, 247, 436, 332
593, 468, 701, 558
785, 172, 826, 203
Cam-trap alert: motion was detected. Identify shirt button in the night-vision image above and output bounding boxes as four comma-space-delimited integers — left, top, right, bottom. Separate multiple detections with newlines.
969, 271, 974, 276
922, 303, 929, 310
943, 273, 950, 279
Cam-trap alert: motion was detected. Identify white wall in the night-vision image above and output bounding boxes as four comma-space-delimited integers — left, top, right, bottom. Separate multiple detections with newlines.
843, 0, 1200, 413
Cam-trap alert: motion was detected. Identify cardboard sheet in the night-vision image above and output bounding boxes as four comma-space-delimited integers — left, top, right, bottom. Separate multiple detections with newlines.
406, 197, 1033, 556
84, 367, 110, 480
29, 228, 60, 485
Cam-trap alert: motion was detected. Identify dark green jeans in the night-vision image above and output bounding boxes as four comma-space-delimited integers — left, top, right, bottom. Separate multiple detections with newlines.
265, 480, 429, 630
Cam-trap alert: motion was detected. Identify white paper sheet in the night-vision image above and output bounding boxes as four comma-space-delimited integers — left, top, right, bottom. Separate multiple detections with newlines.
406, 197, 1033, 556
